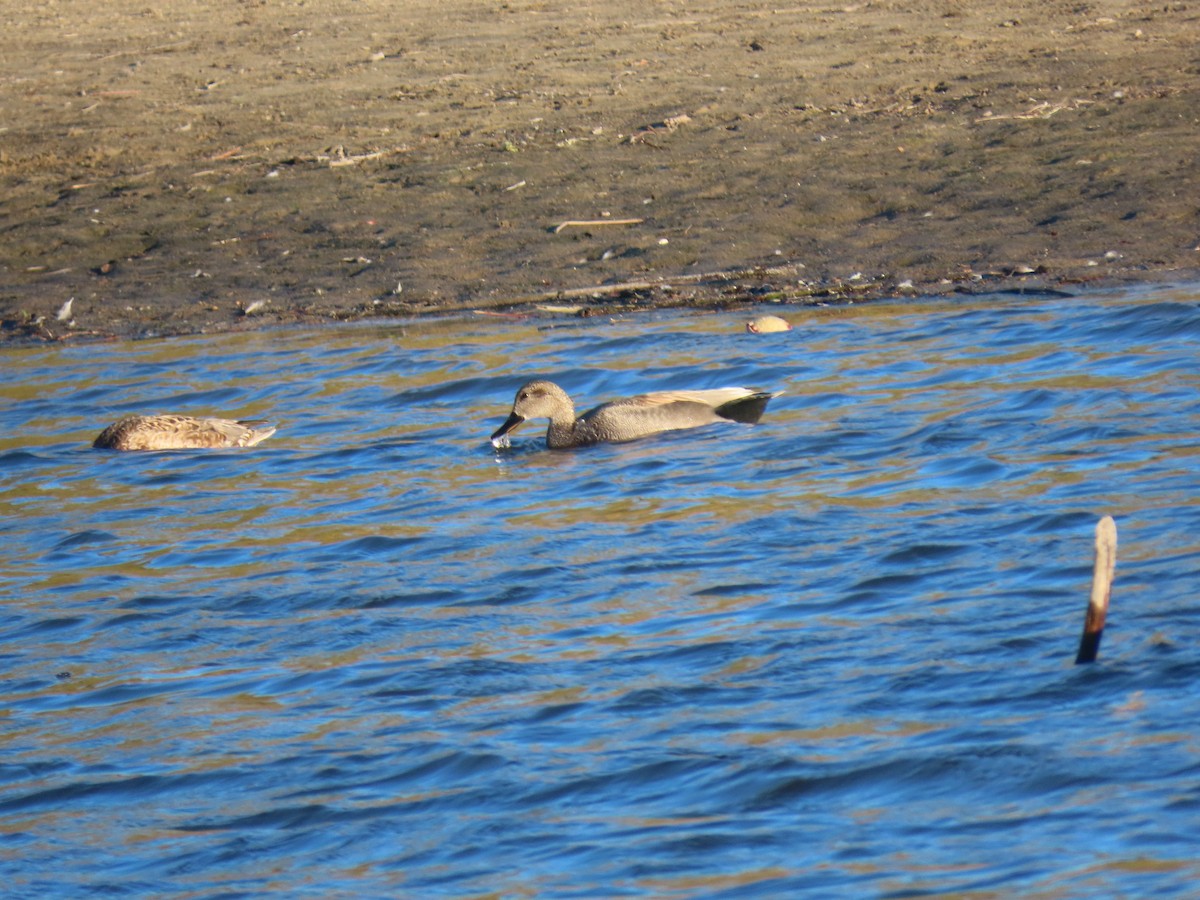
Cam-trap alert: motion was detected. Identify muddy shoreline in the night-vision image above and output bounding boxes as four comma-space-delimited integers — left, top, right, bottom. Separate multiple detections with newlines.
2, 0, 1197, 344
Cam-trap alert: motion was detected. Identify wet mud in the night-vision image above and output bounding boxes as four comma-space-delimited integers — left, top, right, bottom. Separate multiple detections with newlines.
2, 0, 1198, 343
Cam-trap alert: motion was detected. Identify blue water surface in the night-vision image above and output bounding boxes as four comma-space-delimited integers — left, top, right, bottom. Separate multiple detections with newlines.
1, 284, 1199, 898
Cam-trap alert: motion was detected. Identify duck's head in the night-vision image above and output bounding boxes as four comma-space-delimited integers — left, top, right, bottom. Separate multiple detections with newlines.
490, 380, 572, 448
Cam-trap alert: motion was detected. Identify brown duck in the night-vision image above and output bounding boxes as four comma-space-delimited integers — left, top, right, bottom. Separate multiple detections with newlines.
93, 414, 277, 451
491, 379, 779, 450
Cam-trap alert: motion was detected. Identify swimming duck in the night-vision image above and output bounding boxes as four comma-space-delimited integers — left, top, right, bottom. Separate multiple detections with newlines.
93, 414, 277, 451
491, 379, 779, 449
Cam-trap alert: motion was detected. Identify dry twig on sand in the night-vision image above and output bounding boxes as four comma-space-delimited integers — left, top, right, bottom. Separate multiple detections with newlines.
552, 218, 644, 235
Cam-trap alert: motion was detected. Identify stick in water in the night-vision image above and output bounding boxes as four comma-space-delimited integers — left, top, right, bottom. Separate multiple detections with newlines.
1075, 515, 1117, 664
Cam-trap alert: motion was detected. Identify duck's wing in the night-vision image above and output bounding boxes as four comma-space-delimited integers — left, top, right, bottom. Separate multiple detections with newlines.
607, 388, 780, 425
618, 388, 764, 409
576, 389, 741, 441
203, 418, 277, 447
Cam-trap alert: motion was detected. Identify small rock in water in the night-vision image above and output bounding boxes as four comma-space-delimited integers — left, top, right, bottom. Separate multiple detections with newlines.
746, 315, 792, 334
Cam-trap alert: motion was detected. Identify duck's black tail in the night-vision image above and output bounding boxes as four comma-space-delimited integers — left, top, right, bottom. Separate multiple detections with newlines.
715, 391, 780, 424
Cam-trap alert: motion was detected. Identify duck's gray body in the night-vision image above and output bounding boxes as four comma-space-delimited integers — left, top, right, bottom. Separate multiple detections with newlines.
491, 379, 778, 450
93, 414, 277, 451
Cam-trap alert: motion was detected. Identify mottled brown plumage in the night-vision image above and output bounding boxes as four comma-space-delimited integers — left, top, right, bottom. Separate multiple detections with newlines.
93, 414, 277, 451
491, 379, 779, 450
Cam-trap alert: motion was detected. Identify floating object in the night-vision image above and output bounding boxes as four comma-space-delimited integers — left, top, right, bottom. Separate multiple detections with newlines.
1075, 515, 1117, 664
93, 415, 277, 451
491, 379, 779, 450
746, 315, 792, 334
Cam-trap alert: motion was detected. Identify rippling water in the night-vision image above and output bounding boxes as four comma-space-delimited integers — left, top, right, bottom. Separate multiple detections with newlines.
3, 284, 1199, 898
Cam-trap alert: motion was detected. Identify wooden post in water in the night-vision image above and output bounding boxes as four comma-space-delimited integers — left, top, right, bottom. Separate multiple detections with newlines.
1075, 515, 1118, 664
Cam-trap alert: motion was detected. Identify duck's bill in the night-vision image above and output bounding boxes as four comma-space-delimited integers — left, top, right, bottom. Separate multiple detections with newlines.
490, 412, 525, 449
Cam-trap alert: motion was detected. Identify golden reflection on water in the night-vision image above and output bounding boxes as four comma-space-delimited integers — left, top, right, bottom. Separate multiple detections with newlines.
3, 287, 1200, 895
637, 866, 797, 897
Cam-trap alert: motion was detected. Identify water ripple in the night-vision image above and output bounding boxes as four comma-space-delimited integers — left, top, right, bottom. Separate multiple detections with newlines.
1, 286, 1199, 896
